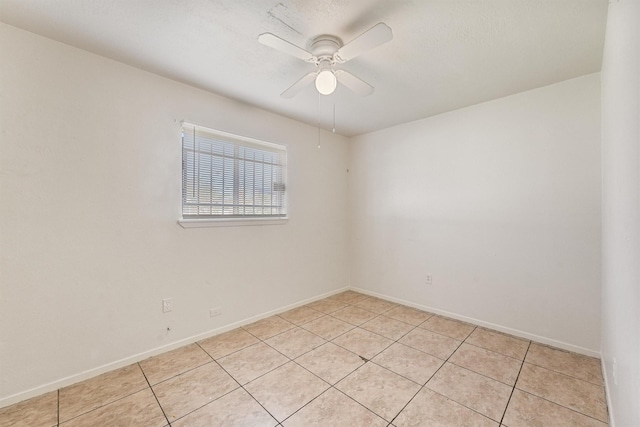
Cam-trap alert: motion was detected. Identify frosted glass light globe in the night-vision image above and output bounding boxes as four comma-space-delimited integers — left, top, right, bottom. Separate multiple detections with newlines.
315, 69, 337, 95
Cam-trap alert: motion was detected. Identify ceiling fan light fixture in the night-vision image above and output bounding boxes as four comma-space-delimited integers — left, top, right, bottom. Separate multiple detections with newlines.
315, 69, 337, 95
259, 23, 392, 98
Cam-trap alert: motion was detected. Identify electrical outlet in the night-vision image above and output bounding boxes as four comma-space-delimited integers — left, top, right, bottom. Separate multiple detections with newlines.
209, 307, 222, 317
425, 274, 433, 285
162, 298, 173, 313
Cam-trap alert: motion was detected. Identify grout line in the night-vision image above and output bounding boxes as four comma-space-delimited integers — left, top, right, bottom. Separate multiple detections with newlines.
171, 344, 280, 425
305, 301, 471, 424
521, 360, 606, 386
415, 387, 497, 424
239, 385, 281, 424
210, 324, 322, 424
512, 361, 609, 422
388, 327, 472, 425
219, 297, 395, 424
227, 330, 322, 425
284, 386, 385, 425
445, 359, 517, 387
299, 317, 357, 341
499, 340, 531, 425
137, 362, 171, 426
28, 292, 607, 426
243, 318, 296, 341
360, 318, 434, 421
55, 378, 149, 425
222, 294, 599, 425
142, 361, 214, 388
276, 385, 332, 424
521, 359, 608, 385
197, 296, 605, 426
219, 361, 281, 425
461, 340, 524, 362
512, 388, 610, 424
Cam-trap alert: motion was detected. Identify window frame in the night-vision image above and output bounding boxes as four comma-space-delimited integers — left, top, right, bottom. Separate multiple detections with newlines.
178, 122, 288, 228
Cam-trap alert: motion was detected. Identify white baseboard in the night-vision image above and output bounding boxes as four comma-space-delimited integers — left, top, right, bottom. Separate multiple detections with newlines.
0, 286, 348, 409
2, 285, 603, 409
351, 287, 602, 358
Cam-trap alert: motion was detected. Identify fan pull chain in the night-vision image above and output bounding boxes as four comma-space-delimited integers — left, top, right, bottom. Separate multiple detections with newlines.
317, 93, 321, 149
332, 103, 336, 133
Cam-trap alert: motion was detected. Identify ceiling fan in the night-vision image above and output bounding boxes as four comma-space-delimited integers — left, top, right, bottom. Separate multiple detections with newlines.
258, 22, 393, 98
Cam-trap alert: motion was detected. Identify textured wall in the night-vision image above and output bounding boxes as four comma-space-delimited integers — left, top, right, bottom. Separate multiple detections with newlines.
349, 74, 602, 355
0, 23, 349, 405
600, 0, 640, 425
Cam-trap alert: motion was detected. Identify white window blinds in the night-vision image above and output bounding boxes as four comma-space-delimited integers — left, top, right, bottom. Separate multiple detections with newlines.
182, 123, 287, 219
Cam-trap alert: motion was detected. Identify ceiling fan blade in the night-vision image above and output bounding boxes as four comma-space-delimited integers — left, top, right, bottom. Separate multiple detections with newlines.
335, 22, 393, 63
335, 70, 374, 96
258, 33, 315, 62
281, 71, 317, 98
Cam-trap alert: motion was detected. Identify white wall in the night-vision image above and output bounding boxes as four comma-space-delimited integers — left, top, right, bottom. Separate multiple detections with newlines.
349, 74, 602, 355
600, 1, 640, 426
0, 23, 349, 405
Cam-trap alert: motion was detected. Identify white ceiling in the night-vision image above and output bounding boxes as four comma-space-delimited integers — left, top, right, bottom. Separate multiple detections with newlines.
0, 0, 608, 137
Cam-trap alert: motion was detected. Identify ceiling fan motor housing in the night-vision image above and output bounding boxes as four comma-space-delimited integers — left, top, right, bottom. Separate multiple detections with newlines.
309, 35, 342, 64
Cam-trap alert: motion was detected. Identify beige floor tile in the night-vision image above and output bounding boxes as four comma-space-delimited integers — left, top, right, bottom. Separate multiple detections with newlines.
336, 362, 421, 421
394, 388, 498, 427
420, 315, 476, 340
353, 297, 398, 314
525, 343, 603, 385
465, 328, 529, 360
399, 328, 461, 360
329, 290, 367, 304
372, 342, 444, 385
152, 362, 238, 422
361, 315, 414, 340
217, 342, 288, 385
243, 316, 295, 340
171, 388, 277, 427
296, 342, 365, 384
278, 306, 324, 325
198, 328, 259, 359
9, 294, 615, 427
139, 343, 212, 385
385, 305, 433, 326
283, 388, 387, 427
59, 388, 165, 427
331, 305, 378, 326
305, 298, 347, 314
265, 327, 326, 359
516, 363, 608, 422
426, 362, 512, 421
300, 315, 355, 340
332, 328, 393, 360
245, 362, 329, 422
0, 391, 58, 427
502, 389, 608, 427
59, 363, 148, 422
449, 343, 522, 385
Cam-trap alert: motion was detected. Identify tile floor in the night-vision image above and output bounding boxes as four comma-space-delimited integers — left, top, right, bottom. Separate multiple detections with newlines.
1, 291, 609, 427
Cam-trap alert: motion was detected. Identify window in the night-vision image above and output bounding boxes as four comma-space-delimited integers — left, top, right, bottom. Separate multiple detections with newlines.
180, 123, 287, 226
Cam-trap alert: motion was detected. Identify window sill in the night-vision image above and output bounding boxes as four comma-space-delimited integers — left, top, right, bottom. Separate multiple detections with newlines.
178, 217, 289, 228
